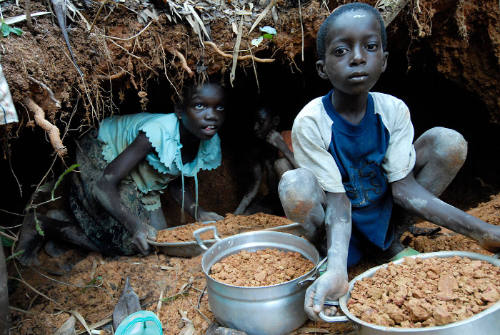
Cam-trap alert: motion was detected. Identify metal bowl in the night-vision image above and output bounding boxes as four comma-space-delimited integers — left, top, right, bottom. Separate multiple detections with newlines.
321, 251, 500, 334
147, 221, 304, 258
200, 230, 321, 335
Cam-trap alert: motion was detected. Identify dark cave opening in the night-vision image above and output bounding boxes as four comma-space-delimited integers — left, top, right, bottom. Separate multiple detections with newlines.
1, 39, 499, 226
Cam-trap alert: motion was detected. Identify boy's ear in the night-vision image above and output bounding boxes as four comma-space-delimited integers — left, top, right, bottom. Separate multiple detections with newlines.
381, 51, 389, 72
316, 60, 329, 80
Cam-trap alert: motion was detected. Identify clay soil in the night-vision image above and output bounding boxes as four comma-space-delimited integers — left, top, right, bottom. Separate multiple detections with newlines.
209, 248, 314, 286
7, 192, 500, 335
156, 212, 293, 242
348, 256, 500, 328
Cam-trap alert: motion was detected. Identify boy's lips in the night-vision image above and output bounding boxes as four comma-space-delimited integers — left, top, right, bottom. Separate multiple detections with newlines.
348, 72, 368, 81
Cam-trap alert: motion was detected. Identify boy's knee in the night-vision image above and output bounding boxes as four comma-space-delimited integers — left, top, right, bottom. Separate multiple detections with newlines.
427, 127, 467, 168
279, 168, 323, 208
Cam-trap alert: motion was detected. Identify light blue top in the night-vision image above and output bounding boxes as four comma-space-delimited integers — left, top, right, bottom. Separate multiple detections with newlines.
97, 113, 221, 211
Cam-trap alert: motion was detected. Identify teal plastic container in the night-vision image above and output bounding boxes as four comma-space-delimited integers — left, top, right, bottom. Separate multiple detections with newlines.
114, 311, 163, 335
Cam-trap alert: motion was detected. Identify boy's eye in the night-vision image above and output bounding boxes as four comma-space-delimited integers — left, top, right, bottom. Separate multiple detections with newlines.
194, 103, 205, 110
366, 43, 379, 51
334, 47, 348, 56
216, 105, 225, 112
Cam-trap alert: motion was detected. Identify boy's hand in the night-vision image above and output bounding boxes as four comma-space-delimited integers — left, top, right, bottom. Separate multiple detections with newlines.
265, 129, 282, 146
304, 269, 348, 321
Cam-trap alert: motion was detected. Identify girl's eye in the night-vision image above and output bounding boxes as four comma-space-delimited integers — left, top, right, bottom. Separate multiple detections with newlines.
195, 103, 205, 110
216, 105, 225, 112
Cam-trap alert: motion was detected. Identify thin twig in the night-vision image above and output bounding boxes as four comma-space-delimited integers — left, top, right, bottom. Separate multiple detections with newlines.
89, 1, 106, 33
204, 41, 274, 63
99, 20, 153, 41
8, 276, 63, 307
0, 230, 17, 241
247, 42, 260, 93
8, 150, 22, 197
298, 0, 304, 62
25, 0, 32, 30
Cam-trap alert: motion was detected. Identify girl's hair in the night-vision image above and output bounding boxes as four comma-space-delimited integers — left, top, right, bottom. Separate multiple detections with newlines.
316, 3, 387, 60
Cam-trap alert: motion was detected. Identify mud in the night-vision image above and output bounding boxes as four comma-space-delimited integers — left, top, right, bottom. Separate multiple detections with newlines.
348, 256, 500, 328
156, 212, 293, 243
209, 248, 314, 287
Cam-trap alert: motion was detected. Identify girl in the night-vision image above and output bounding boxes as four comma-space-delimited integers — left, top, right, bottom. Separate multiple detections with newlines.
17, 82, 227, 264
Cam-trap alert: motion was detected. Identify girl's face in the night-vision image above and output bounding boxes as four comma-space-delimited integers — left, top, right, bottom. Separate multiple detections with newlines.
178, 84, 225, 140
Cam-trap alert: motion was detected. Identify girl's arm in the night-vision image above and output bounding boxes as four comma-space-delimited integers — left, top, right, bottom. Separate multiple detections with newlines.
305, 192, 351, 321
391, 173, 500, 251
168, 177, 224, 222
94, 131, 154, 254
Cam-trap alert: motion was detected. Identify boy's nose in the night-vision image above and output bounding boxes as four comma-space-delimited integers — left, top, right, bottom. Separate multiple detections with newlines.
351, 45, 366, 65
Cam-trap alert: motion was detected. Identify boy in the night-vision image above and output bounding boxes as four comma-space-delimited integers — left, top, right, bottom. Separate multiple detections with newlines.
234, 106, 298, 214
278, 3, 500, 321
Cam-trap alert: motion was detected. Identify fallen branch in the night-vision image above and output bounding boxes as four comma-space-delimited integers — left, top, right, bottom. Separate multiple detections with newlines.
24, 97, 67, 157
204, 41, 275, 63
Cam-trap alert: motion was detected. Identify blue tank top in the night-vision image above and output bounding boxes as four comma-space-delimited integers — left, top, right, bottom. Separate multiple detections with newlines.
322, 91, 394, 266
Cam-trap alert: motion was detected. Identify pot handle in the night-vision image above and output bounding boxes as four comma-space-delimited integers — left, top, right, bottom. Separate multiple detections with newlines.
319, 301, 349, 322
319, 311, 349, 322
193, 226, 221, 250
297, 257, 327, 287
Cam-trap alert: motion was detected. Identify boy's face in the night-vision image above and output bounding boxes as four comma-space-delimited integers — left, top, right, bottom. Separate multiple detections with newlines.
316, 10, 388, 96
178, 84, 225, 140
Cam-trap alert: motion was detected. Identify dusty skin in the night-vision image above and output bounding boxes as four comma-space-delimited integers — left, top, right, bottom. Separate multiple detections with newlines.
8, 194, 500, 334
209, 248, 314, 287
156, 212, 293, 243
348, 256, 500, 328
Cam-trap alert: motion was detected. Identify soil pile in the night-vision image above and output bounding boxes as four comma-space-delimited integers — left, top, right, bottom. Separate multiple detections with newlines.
348, 256, 500, 328
9, 194, 500, 334
209, 248, 314, 286
155, 212, 293, 242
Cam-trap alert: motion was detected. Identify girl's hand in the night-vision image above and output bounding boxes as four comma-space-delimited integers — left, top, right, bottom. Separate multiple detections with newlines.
304, 269, 348, 321
197, 210, 224, 222
132, 224, 157, 255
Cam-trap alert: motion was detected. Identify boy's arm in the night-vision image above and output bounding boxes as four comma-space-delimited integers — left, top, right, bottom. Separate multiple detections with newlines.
266, 130, 299, 169
168, 178, 224, 222
94, 131, 155, 254
305, 192, 351, 321
392, 173, 500, 251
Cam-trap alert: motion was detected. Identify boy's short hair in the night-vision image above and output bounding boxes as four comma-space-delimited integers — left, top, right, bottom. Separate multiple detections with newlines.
316, 3, 387, 60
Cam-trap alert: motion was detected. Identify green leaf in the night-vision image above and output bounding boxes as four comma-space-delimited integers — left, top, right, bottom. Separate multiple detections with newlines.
51, 164, 80, 199
33, 213, 45, 237
6, 250, 24, 262
1, 22, 23, 37
1, 235, 13, 247
262, 34, 274, 40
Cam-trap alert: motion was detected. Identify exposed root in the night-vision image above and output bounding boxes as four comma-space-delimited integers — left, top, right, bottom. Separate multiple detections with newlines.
96, 70, 128, 81
28, 76, 61, 108
204, 41, 275, 63
24, 97, 67, 157
167, 48, 194, 77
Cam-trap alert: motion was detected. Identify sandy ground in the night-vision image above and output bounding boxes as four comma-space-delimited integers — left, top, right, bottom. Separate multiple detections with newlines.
7, 193, 500, 335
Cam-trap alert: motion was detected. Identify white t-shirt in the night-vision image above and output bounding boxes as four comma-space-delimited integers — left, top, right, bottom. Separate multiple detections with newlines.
292, 92, 416, 193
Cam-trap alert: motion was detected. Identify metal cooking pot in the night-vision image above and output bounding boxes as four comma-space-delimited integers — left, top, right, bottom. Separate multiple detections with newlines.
319, 251, 500, 334
195, 228, 321, 335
